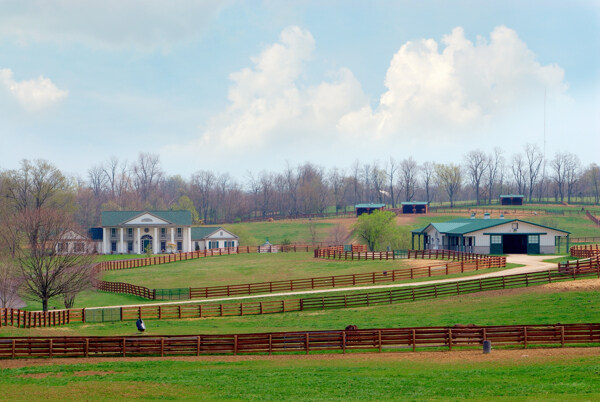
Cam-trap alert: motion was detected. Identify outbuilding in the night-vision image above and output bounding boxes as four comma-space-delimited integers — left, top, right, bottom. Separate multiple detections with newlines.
500, 195, 524, 205
355, 203, 386, 216
401, 201, 428, 214
191, 227, 239, 251
411, 215, 569, 254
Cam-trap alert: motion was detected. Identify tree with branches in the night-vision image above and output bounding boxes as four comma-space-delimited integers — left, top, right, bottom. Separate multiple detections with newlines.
435, 163, 462, 207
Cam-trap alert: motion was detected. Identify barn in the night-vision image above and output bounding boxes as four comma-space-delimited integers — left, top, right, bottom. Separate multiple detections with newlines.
411, 215, 569, 254
401, 201, 428, 214
355, 203, 386, 216
500, 195, 524, 205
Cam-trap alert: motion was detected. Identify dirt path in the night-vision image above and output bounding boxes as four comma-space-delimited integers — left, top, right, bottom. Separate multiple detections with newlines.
85, 255, 563, 310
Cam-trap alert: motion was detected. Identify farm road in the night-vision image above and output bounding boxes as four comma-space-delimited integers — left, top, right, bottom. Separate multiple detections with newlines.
87, 255, 562, 310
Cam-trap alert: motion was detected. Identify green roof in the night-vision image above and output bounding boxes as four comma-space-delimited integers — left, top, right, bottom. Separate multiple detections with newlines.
355, 203, 386, 208
500, 194, 524, 198
101, 210, 192, 226
191, 227, 220, 240
412, 218, 570, 235
401, 201, 429, 205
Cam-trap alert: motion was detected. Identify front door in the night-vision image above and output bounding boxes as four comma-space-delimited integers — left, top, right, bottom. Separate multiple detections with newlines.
141, 235, 153, 254
527, 235, 540, 254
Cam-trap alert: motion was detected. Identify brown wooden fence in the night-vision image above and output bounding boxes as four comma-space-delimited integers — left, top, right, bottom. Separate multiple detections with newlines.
3, 258, 598, 328
570, 245, 600, 259
315, 248, 505, 264
586, 210, 600, 226
97, 250, 506, 300
0, 323, 598, 359
571, 237, 600, 243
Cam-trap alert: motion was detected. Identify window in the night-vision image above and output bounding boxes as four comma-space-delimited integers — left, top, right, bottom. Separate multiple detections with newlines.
177, 228, 182, 238
491, 235, 502, 244
74, 243, 84, 253
160, 228, 166, 238
209, 241, 219, 249
127, 228, 133, 238
177, 241, 182, 251
528, 235, 539, 244
111, 242, 117, 252
111, 228, 117, 238
128, 242, 133, 252
160, 241, 166, 252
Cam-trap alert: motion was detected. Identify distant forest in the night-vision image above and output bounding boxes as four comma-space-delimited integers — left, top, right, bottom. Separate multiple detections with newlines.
1, 143, 599, 229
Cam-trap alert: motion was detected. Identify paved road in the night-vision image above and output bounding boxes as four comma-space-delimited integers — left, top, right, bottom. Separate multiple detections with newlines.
85, 254, 564, 310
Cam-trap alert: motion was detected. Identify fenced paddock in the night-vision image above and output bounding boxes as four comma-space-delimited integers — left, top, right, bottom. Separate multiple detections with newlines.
570, 245, 600, 259
3, 258, 599, 328
0, 323, 598, 359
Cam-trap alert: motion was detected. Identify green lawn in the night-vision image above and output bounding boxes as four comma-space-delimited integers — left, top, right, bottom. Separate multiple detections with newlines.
1, 353, 599, 401
6, 283, 599, 337
223, 220, 334, 245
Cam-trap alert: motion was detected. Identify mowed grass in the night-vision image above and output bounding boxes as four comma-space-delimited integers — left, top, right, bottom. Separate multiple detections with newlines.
2, 353, 600, 401
223, 220, 334, 245
5, 281, 599, 337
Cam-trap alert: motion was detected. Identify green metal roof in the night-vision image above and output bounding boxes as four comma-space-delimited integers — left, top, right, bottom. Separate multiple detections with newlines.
101, 210, 192, 226
412, 218, 570, 235
401, 201, 429, 205
355, 203, 386, 208
191, 227, 239, 240
500, 194, 524, 198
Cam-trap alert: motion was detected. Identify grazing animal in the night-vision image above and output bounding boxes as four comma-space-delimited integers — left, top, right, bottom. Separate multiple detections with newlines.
136, 318, 146, 332
345, 325, 358, 331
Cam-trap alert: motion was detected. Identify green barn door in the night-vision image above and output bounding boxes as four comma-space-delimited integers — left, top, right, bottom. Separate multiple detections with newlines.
490, 235, 503, 254
527, 235, 540, 254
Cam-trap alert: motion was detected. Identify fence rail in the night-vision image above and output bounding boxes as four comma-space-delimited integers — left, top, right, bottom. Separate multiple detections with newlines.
570, 245, 600, 259
315, 248, 505, 264
586, 210, 600, 226
0, 323, 598, 359
3, 257, 598, 328
571, 237, 600, 243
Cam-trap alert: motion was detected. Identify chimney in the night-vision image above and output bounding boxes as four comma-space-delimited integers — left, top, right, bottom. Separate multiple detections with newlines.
483, 212, 491, 219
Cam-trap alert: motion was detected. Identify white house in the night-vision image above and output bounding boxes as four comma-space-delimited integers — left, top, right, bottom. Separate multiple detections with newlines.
411, 215, 570, 254
191, 227, 239, 251
101, 210, 193, 254
55, 230, 97, 254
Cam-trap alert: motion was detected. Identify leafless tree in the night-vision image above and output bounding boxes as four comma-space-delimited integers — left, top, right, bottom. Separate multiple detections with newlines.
525, 144, 544, 202
328, 167, 346, 213
565, 153, 581, 203
511, 153, 528, 196
435, 163, 462, 207
400, 157, 418, 202
422, 161, 436, 204
464, 150, 489, 205
88, 164, 107, 197
583, 163, 600, 205
486, 148, 504, 204
385, 157, 399, 208
14, 208, 95, 311
132, 152, 163, 203
551, 152, 567, 202
0, 258, 23, 308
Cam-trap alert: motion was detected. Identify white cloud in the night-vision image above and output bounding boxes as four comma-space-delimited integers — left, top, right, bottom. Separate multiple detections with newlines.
338, 26, 568, 137
0, 68, 68, 111
0, 0, 226, 50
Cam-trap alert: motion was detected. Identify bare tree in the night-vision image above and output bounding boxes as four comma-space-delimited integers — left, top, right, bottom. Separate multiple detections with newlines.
385, 157, 399, 208
464, 150, 489, 205
525, 144, 544, 202
132, 153, 163, 204
88, 164, 107, 197
14, 208, 95, 311
564, 153, 581, 203
422, 162, 436, 204
435, 163, 462, 207
328, 167, 346, 213
0, 258, 23, 308
551, 152, 567, 203
486, 148, 504, 204
583, 163, 600, 205
400, 157, 419, 202
511, 153, 528, 196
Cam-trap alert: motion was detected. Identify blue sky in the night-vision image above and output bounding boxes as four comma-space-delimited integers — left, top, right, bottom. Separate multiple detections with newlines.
0, 1, 598, 179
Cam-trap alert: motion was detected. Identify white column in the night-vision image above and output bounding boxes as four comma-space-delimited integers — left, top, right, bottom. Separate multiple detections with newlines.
102, 228, 108, 254
119, 228, 124, 253
153, 227, 158, 254
137, 227, 141, 254
170, 227, 175, 246
187, 227, 192, 252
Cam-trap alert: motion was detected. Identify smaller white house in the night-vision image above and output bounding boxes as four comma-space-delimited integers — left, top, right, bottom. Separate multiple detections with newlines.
55, 230, 98, 254
411, 215, 570, 254
191, 227, 239, 251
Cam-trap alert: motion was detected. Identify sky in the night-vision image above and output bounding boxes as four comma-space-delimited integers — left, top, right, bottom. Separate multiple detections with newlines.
0, 0, 599, 180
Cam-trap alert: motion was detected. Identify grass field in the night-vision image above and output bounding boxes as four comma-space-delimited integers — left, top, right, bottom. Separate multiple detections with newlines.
1, 351, 599, 401
6, 279, 599, 337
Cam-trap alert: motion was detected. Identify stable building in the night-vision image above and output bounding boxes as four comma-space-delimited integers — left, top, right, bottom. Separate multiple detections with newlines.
355, 203, 386, 216
500, 195, 524, 205
191, 227, 239, 251
101, 210, 193, 254
401, 201, 428, 214
411, 215, 569, 254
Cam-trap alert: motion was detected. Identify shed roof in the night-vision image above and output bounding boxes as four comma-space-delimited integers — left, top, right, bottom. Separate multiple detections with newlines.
355, 203, 386, 208
191, 227, 239, 240
401, 201, 429, 205
101, 210, 192, 226
500, 194, 524, 198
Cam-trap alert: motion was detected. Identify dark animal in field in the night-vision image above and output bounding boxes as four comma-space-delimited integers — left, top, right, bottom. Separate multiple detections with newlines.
453, 323, 476, 328
345, 325, 358, 331
136, 318, 146, 332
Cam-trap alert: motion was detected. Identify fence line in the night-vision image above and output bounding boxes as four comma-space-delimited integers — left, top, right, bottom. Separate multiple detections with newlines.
571, 237, 600, 243
3, 257, 598, 328
97, 249, 506, 300
1, 323, 598, 359
586, 210, 600, 226
570, 245, 600, 259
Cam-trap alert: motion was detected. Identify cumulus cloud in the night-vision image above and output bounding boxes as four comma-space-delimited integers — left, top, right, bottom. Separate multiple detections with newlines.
0, 0, 226, 50
0, 68, 68, 111
193, 26, 367, 149
338, 26, 568, 137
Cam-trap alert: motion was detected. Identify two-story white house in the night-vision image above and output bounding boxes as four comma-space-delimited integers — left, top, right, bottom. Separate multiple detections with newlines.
101, 210, 193, 254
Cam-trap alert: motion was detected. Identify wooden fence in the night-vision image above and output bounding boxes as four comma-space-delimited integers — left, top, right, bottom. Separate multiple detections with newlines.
97, 249, 506, 300
586, 210, 600, 226
571, 237, 600, 243
315, 248, 505, 263
3, 258, 598, 328
0, 323, 598, 359
570, 245, 600, 259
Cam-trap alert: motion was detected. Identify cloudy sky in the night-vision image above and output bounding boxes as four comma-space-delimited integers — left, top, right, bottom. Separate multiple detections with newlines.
1, 1, 598, 179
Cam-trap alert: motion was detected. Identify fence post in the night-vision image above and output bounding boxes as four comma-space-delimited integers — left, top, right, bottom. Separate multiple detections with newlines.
412, 329, 416, 352
269, 334, 273, 355
305, 333, 310, 355
448, 328, 453, 351
523, 327, 528, 348
560, 326, 565, 347
234, 335, 238, 355
378, 330, 382, 352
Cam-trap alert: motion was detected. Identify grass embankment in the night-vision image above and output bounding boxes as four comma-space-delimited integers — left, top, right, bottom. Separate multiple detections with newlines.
5, 280, 599, 337
1, 352, 599, 400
